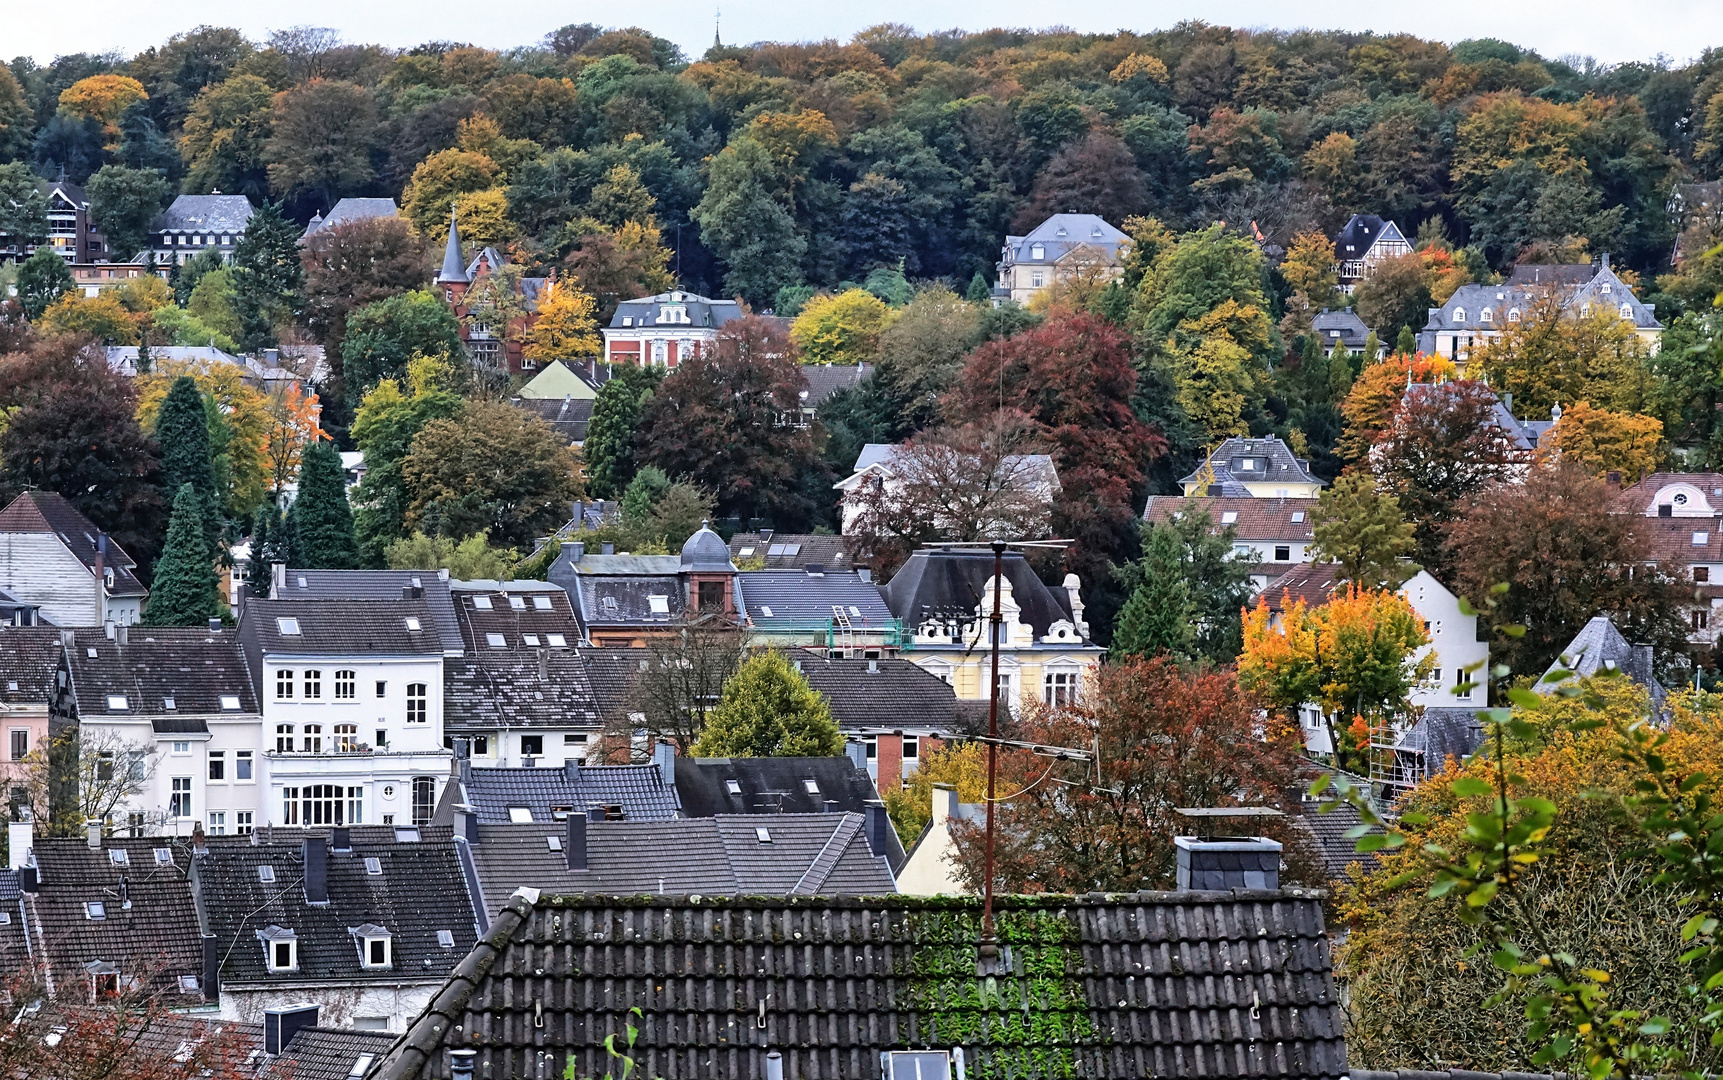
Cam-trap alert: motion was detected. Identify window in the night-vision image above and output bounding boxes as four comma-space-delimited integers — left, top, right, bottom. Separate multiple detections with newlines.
647, 595, 670, 614
163, 697, 175, 711
1698, 567, 1712, 583
437, 930, 455, 948
509, 596, 526, 610
486, 633, 506, 648
507, 807, 533, 823
547, 634, 567, 647
208, 752, 225, 781
172, 741, 190, 755
86, 902, 105, 920
1479, 308, 1493, 323
347, 787, 364, 824
208, 812, 225, 836
1508, 307, 1521, 322
276, 670, 294, 699
411, 777, 435, 825
107, 695, 128, 711
803, 779, 820, 794
376, 681, 387, 698
235, 751, 253, 781
755, 827, 772, 842
404, 617, 421, 632
220, 695, 241, 711
1697, 532, 1711, 546
362, 935, 391, 969
1695, 610, 1711, 631
376, 729, 388, 748
258, 865, 276, 884
236, 811, 252, 835
1274, 545, 1291, 561
170, 778, 191, 818
334, 671, 355, 699
276, 618, 300, 636
274, 725, 294, 753
533, 596, 552, 610
698, 581, 725, 610
1045, 670, 1079, 707
8, 730, 25, 761
406, 684, 427, 724
1455, 667, 1472, 701
1290, 511, 1305, 523
364, 857, 382, 875
521, 735, 543, 756
109, 849, 128, 866
1621, 303, 1634, 319
267, 936, 296, 972
903, 737, 919, 761
523, 634, 540, 646
724, 778, 743, 796
1030, 243, 1045, 260
1582, 303, 1592, 318
1452, 308, 1465, 323
283, 784, 360, 826
1220, 511, 1238, 524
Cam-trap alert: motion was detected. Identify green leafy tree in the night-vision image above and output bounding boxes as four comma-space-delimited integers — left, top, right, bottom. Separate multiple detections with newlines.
229, 200, 304, 351
692, 137, 806, 307
265, 79, 378, 206
582, 363, 660, 498
1159, 502, 1256, 663
85, 164, 172, 261
1311, 470, 1420, 590
1395, 325, 1416, 354
349, 358, 463, 564
15, 248, 75, 320
246, 501, 286, 597
153, 375, 223, 556
286, 440, 359, 569
0, 163, 48, 246
340, 291, 464, 403
180, 73, 275, 201
384, 531, 516, 580
1111, 523, 1196, 661
691, 651, 844, 758
144, 483, 221, 626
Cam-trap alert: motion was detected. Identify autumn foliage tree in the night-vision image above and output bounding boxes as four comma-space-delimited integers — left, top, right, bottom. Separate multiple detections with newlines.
1540, 400, 1664, 480
520, 279, 600, 362
401, 399, 582, 550
1339, 353, 1459, 459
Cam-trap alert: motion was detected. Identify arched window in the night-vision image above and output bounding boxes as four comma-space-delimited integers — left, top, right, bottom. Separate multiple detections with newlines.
1620, 303, 1633, 319
1507, 308, 1520, 322
1479, 308, 1493, 323
411, 777, 436, 825
1452, 308, 1466, 323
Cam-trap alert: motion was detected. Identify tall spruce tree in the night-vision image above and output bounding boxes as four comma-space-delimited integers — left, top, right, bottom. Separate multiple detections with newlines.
247, 502, 289, 596
154, 375, 224, 555
287, 441, 359, 569
231, 200, 304, 351
145, 484, 222, 626
1112, 524, 1196, 660
584, 364, 661, 498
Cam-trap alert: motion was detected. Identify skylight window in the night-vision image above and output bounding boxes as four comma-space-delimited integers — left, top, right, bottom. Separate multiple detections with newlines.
472, 596, 492, 610
755, 827, 772, 843
364, 857, 382, 875
220, 695, 241, 711
486, 633, 507, 648
437, 930, 455, 948
546, 835, 562, 851
533, 596, 552, 610
647, 595, 670, 614
394, 828, 420, 842
86, 902, 105, 920
348, 1054, 375, 1077
523, 634, 540, 646
296, 575, 307, 589
509, 596, 526, 610
725, 779, 742, 795
546, 634, 567, 647
109, 849, 128, 866
600, 596, 619, 615
760, 605, 774, 617
803, 779, 820, 794
1291, 512, 1305, 523
87, 648, 98, 659
508, 807, 533, 823
1696, 532, 1711, 546
405, 617, 421, 631
163, 697, 175, 710
178, 974, 200, 993
6, 681, 16, 692
154, 848, 173, 865
107, 695, 128, 711
738, 547, 755, 557
1220, 512, 1238, 524
276, 617, 301, 635
257, 865, 276, 884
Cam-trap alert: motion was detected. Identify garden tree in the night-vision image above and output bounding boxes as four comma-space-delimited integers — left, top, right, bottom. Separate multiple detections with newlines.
559, 219, 676, 322
339, 291, 465, 404
180, 73, 275, 200
58, 73, 148, 145
1540, 401, 1663, 479
86, 163, 173, 260
0, 69, 31, 163
521, 279, 600, 362
617, 466, 715, 551
871, 285, 980, 433
186, 269, 243, 343
149, 375, 224, 554
1238, 586, 1434, 771
1146, 503, 1255, 663
1371, 379, 1520, 576
300, 217, 428, 358
1310, 470, 1420, 590
37, 292, 138, 344
1280, 229, 1341, 308
690, 651, 844, 758
1444, 464, 1689, 677
15, 247, 75, 319
790, 288, 895, 365
114, 273, 171, 314
1353, 251, 1437, 341
348, 356, 464, 563
258, 379, 322, 501
229, 200, 304, 350
384, 531, 516, 579
148, 305, 237, 352
1110, 523, 1196, 661
844, 417, 1054, 578
264, 79, 378, 206
0, 340, 163, 569
0, 163, 48, 245
692, 135, 807, 306
637, 316, 828, 529
1016, 131, 1149, 228
582, 362, 662, 498
950, 658, 1316, 893
948, 312, 1163, 641
1471, 296, 1657, 416
1339, 354, 1459, 459
1395, 325, 1416, 354
144, 483, 222, 626
629, 615, 748, 752
400, 399, 582, 550
285, 439, 359, 569
881, 740, 990, 845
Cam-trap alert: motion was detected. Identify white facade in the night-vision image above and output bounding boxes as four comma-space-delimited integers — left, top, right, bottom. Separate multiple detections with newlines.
1402, 571, 1487, 710
0, 534, 140, 626
218, 982, 443, 1033
80, 712, 263, 838
896, 786, 976, 897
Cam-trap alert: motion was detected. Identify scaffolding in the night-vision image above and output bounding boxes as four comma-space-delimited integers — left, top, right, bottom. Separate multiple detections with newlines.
1366, 710, 1425, 811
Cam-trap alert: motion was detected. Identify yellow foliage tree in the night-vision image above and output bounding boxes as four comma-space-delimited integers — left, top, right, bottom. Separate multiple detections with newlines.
1281, 230, 1341, 307
1470, 293, 1655, 416
522, 280, 600, 362
1540, 400, 1663, 481
137, 360, 279, 519
1109, 53, 1170, 85
262, 380, 325, 500
38, 292, 139, 345
58, 74, 147, 141
451, 188, 516, 249
401, 149, 499, 239
110, 274, 172, 314
882, 740, 990, 844
789, 288, 895, 365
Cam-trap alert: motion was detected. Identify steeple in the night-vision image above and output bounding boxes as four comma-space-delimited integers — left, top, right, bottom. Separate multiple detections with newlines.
436, 202, 470, 285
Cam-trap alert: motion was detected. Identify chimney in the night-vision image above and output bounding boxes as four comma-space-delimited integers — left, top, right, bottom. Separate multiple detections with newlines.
92, 534, 106, 622
271, 562, 286, 599
844, 740, 867, 772
86, 819, 101, 849
600, 542, 615, 555
201, 933, 219, 1001
538, 649, 548, 681
454, 803, 478, 844
765, 1051, 784, 1080
863, 804, 892, 858
208, 617, 221, 633
451, 1049, 478, 1080
565, 813, 589, 871
932, 784, 959, 831
330, 826, 351, 852
19, 864, 36, 893
103, 621, 115, 640
264, 1003, 320, 1055
588, 806, 606, 822
1174, 835, 1282, 891
303, 837, 329, 905
115, 624, 127, 647
652, 741, 676, 786
459, 757, 473, 785
7, 811, 30, 871
561, 540, 584, 564
191, 822, 208, 856
563, 758, 581, 782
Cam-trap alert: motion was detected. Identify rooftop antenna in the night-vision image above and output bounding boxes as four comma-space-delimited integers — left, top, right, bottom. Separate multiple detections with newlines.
714, 6, 722, 49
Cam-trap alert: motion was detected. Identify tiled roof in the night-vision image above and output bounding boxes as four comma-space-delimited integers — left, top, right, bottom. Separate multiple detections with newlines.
63, 627, 258, 717
1612, 471, 1723, 512
1403, 707, 1487, 770
0, 626, 63, 705
1310, 307, 1372, 350
369, 888, 1344, 1080
1332, 213, 1403, 260
1537, 616, 1666, 712
1295, 800, 1382, 883
1422, 261, 1661, 333
1261, 564, 1343, 613
728, 532, 853, 569
800, 362, 873, 407
509, 395, 593, 443
0, 869, 28, 974
1629, 515, 1723, 564
450, 582, 581, 653
607, 290, 744, 330
155, 194, 255, 233
443, 653, 601, 731
0, 492, 146, 596
28, 837, 204, 999
572, 575, 686, 627
1144, 495, 1319, 540
274, 570, 463, 654
1179, 437, 1321, 490
674, 755, 905, 867
265, 1026, 399, 1080
195, 835, 477, 988
1001, 213, 1131, 265
788, 649, 977, 732
737, 569, 892, 627
240, 599, 445, 657
579, 648, 648, 720
461, 814, 896, 915
882, 549, 1082, 639
445, 762, 680, 825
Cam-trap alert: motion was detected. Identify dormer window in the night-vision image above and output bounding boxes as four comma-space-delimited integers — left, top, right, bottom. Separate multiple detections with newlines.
352, 925, 392, 969
1620, 303, 1633, 319
1508, 308, 1520, 322
259, 926, 297, 972
1452, 308, 1466, 323
1479, 309, 1492, 323
1030, 243, 1045, 260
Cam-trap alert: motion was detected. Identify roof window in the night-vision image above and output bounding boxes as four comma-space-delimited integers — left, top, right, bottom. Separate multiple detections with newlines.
523, 634, 540, 646
1220, 512, 1238, 524
803, 779, 820, 794
260, 927, 297, 972
547, 634, 567, 647
508, 807, 533, 823
1291, 511, 1305, 523
755, 827, 772, 843
364, 857, 382, 875
1696, 532, 1710, 546
86, 901, 105, 920
547, 835, 563, 851
509, 596, 526, 610
109, 849, 128, 866
6, 681, 16, 692
107, 695, 128, 711
220, 695, 241, 711
437, 930, 455, 948
163, 697, 175, 711
276, 617, 301, 636
760, 605, 774, 617
394, 828, 420, 842
405, 617, 421, 631
349, 1054, 375, 1077
647, 595, 670, 614
472, 596, 492, 610
154, 848, 173, 865
725, 779, 742, 795
600, 597, 619, 615
738, 547, 755, 557
296, 575, 307, 589
486, 633, 507, 648
87, 648, 98, 659
257, 865, 275, 883
354, 926, 392, 969
533, 596, 552, 610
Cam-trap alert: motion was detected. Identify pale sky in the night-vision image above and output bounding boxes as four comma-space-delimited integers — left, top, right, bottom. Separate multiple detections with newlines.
6, 0, 1722, 69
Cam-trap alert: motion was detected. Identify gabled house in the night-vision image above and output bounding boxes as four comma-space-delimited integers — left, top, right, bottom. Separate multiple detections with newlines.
786, 650, 980, 789
547, 525, 740, 647
194, 829, 478, 1031
508, 362, 598, 445
673, 753, 905, 868
1537, 615, 1666, 712
434, 209, 549, 375
431, 753, 682, 826
1611, 472, 1723, 644
0, 627, 64, 798
1333, 214, 1411, 293
1310, 307, 1384, 358
266, 567, 464, 657
994, 213, 1131, 305
835, 442, 1060, 534
895, 784, 983, 896
369, 874, 1343, 1080
144, 194, 255, 265
0, 492, 147, 626
1144, 494, 1318, 591
602, 290, 746, 367
737, 566, 902, 653
1180, 437, 1324, 498
0, 178, 109, 264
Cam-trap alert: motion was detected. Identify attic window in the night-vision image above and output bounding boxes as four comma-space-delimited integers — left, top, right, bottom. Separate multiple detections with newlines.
755, 827, 772, 843
803, 779, 820, 794
257, 865, 276, 884
364, 857, 382, 875
220, 696, 241, 711
647, 596, 670, 614
178, 973, 200, 994
1220, 512, 1238, 524
107, 695, 128, 711
404, 618, 421, 631
533, 596, 552, 610
108, 849, 128, 866
0, 911, 9, 925
547, 634, 567, 647
394, 828, 420, 842
154, 848, 172, 865
437, 930, 455, 948
349, 1055, 375, 1077
725, 779, 742, 795
760, 605, 774, 617
296, 576, 307, 589
1696, 532, 1710, 546
509, 596, 526, 610
600, 597, 619, 615
163, 697, 175, 711
261, 929, 297, 972
1291, 511, 1305, 523
486, 633, 507, 648
87, 648, 98, 659
508, 807, 533, 823
6, 682, 15, 692
357, 930, 392, 969
738, 547, 755, 557
547, 835, 563, 851
86, 901, 105, 920
472, 596, 492, 610
523, 634, 540, 646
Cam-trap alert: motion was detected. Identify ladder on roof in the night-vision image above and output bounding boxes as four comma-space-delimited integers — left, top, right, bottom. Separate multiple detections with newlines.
830, 605, 856, 658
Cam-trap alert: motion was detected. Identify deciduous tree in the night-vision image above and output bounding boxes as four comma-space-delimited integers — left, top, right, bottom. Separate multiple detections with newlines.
401, 399, 582, 549
1540, 400, 1663, 480
15, 248, 76, 320
299, 216, 428, 359
691, 651, 844, 758
582, 362, 661, 498
1311, 470, 1420, 589
180, 73, 275, 201
790, 288, 895, 365
86, 164, 173, 263
0, 163, 48, 247
37, 292, 139, 344
348, 356, 463, 563
265, 79, 378, 206
521, 279, 600, 362
1471, 295, 1657, 416
339, 290, 464, 403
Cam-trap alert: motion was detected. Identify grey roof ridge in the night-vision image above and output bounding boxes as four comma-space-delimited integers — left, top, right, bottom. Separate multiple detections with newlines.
369, 886, 537, 1080
790, 813, 864, 896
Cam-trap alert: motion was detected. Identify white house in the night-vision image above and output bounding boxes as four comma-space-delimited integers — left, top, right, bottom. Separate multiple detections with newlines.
0, 492, 147, 626
896, 785, 981, 896
994, 214, 1130, 305
141, 193, 254, 265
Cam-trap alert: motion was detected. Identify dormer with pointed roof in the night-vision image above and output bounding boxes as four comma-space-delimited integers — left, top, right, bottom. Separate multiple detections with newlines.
435, 205, 470, 288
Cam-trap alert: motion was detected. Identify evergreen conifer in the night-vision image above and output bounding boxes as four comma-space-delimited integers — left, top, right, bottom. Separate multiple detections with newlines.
966, 271, 992, 302
144, 483, 222, 626
154, 374, 224, 554
1112, 524, 1196, 660
287, 441, 359, 569
1395, 325, 1416, 355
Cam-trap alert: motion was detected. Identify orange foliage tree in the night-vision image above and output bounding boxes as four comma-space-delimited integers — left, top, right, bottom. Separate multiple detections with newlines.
1339, 353, 1458, 459
263, 379, 325, 498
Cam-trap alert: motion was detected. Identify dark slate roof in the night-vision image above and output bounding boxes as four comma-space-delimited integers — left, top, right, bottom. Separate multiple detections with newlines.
444, 762, 680, 825
800, 362, 873, 407
195, 836, 478, 988
1179, 437, 1321, 490
1332, 213, 1403, 260
240, 599, 444, 657
0, 491, 146, 597
737, 569, 892, 627
28, 837, 203, 999
1537, 615, 1666, 712
579, 648, 647, 720
0, 626, 63, 705
443, 653, 601, 732
674, 756, 905, 868
1310, 308, 1373, 351
266, 1026, 399, 1080
63, 627, 258, 717
450, 582, 581, 654
607, 290, 744, 330
0, 869, 28, 974
728, 532, 854, 570
301, 197, 398, 238
1405, 708, 1487, 769
154, 194, 255, 233
788, 649, 977, 732
510, 395, 593, 443
274, 570, 463, 654
1295, 799, 1382, 883
882, 549, 1081, 640
369, 888, 1344, 1080
462, 814, 896, 915
1144, 495, 1320, 541
572, 574, 686, 628
1421, 259, 1660, 334
1001, 213, 1131, 265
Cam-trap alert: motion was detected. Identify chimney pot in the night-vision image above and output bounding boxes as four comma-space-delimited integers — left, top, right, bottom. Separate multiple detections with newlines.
330, 826, 350, 852
563, 758, 581, 782
451, 1048, 478, 1080
653, 740, 676, 786
207, 617, 221, 632
454, 803, 478, 844
601, 542, 615, 555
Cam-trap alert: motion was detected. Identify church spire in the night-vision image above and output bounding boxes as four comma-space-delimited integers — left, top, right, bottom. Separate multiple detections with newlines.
436, 202, 470, 285
713, 5, 722, 49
